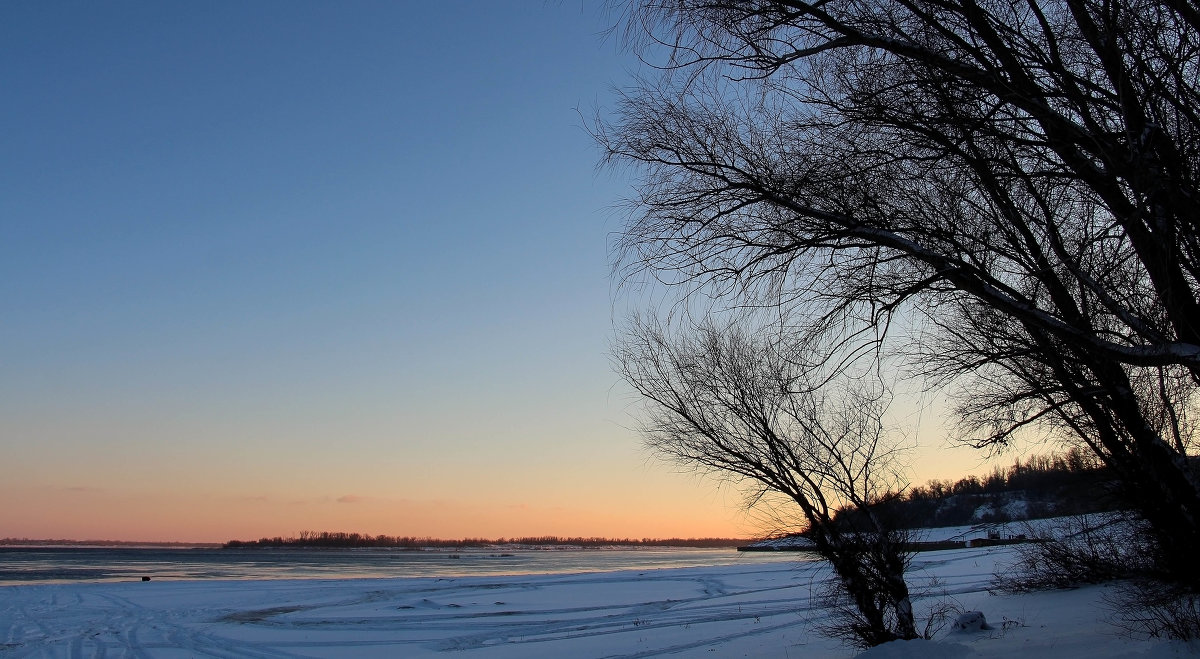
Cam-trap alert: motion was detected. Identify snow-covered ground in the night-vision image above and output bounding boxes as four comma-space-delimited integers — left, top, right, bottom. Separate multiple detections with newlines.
1, 545, 1195, 658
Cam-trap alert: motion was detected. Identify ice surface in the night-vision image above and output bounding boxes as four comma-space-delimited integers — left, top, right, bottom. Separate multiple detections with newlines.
1, 546, 1196, 658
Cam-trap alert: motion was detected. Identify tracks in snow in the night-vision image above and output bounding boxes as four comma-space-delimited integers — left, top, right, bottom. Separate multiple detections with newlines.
0, 550, 1010, 658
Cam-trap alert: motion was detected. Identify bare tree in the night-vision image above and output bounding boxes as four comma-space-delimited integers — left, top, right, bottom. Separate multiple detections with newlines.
600, 0, 1200, 588
616, 316, 917, 646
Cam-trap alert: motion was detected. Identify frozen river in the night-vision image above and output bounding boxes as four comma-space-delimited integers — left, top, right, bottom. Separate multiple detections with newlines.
2, 543, 1192, 658
0, 545, 801, 585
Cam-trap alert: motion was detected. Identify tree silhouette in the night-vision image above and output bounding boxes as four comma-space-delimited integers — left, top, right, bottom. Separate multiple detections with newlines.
602, 0, 1200, 588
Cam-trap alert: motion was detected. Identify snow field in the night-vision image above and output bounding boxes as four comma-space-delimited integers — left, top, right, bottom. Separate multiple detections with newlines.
1, 546, 1196, 658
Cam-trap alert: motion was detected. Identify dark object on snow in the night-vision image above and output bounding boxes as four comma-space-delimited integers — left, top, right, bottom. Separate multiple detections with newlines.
141, 576, 151, 581
952, 611, 992, 632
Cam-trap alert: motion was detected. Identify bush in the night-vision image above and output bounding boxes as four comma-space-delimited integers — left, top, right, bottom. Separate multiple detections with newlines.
994, 514, 1200, 641
992, 514, 1147, 593
1108, 580, 1200, 641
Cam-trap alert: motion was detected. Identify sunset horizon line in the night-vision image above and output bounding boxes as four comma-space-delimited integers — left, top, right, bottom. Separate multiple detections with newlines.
0, 533, 760, 547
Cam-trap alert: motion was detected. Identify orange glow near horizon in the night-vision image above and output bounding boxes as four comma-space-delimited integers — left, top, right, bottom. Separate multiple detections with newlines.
0, 471, 759, 544
1, 438, 1006, 545
1, 387, 1008, 545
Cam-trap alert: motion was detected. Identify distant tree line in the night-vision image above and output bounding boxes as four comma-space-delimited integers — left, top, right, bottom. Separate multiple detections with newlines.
222, 532, 746, 549
0, 539, 220, 548
839, 449, 1122, 531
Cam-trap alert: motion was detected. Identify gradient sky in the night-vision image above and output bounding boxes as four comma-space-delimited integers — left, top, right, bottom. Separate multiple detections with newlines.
0, 1, 993, 543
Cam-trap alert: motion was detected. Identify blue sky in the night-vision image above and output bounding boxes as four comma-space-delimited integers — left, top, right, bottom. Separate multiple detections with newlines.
0, 1, 733, 541
0, 2, 983, 541
3, 2, 620, 390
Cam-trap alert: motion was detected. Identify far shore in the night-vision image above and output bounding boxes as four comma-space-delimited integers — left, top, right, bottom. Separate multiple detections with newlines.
0, 539, 223, 549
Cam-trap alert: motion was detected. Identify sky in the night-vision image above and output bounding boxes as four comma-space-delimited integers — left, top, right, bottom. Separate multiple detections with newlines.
0, 1, 993, 543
